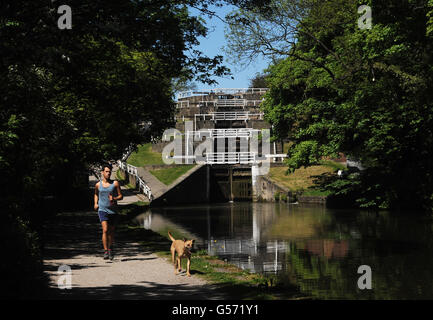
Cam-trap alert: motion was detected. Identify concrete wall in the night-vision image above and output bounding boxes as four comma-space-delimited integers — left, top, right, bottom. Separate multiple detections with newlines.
150, 165, 255, 206
255, 175, 291, 202
119, 169, 137, 188
254, 175, 328, 205
151, 164, 211, 206
298, 196, 327, 205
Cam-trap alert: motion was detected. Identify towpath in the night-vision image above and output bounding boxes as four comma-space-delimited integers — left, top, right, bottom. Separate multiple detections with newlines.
42, 176, 224, 300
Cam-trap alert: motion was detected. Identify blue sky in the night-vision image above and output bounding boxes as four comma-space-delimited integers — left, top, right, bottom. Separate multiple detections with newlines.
189, 4, 271, 90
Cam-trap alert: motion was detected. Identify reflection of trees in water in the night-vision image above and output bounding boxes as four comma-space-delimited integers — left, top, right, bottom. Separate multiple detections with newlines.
303, 239, 349, 259
140, 204, 433, 298
283, 212, 433, 299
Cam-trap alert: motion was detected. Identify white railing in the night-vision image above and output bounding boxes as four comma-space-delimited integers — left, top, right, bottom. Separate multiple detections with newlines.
194, 112, 264, 130
192, 128, 260, 139
198, 101, 216, 107
177, 88, 269, 99
264, 154, 288, 163
215, 111, 263, 121
176, 100, 190, 108
137, 176, 153, 201
117, 161, 153, 201
195, 112, 263, 122
178, 99, 264, 109
121, 145, 134, 161
205, 152, 258, 164
215, 99, 246, 107
170, 152, 286, 164
244, 100, 264, 107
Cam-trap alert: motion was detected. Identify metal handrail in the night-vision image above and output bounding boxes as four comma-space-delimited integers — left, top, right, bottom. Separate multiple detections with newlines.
175, 100, 190, 108
191, 128, 260, 139
117, 160, 153, 201
205, 152, 258, 164
177, 88, 269, 99
195, 112, 263, 121
215, 99, 246, 107
178, 99, 264, 109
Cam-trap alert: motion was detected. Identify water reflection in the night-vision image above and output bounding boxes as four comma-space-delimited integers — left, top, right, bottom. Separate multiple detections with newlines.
134, 203, 433, 299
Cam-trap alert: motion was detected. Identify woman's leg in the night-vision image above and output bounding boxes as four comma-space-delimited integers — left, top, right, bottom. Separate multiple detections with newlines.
101, 221, 109, 251
108, 224, 115, 249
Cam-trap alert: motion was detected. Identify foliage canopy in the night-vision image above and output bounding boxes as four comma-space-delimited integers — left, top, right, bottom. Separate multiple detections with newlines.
226, 0, 433, 210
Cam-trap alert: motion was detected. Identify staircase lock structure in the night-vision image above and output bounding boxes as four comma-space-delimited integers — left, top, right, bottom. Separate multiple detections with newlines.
175, 88, 287, 165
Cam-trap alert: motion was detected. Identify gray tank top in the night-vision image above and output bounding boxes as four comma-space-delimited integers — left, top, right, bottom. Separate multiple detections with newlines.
98, 180, 117, 214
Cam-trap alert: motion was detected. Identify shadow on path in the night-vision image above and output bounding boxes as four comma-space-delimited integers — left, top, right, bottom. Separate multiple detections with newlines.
44, 282, 229, 300
41, 209, 230, 300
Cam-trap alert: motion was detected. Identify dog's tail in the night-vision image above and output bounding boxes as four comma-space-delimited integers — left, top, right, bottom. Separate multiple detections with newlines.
168, 231, 175, 242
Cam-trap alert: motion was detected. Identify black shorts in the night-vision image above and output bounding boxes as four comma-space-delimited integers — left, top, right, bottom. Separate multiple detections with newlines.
98, 211, 118, 224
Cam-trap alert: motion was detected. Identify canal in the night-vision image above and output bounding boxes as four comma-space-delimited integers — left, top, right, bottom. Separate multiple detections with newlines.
133, 202, 433, 299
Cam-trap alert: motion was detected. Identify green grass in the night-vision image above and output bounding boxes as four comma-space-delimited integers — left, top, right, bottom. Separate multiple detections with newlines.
149, 165, 195, 185
127, 143, 165, 166
268, 160, 345, 196
318, 160, 346, 171
116, 169, 136, 189
116, 169, 126, 182
269, 164, 335, 192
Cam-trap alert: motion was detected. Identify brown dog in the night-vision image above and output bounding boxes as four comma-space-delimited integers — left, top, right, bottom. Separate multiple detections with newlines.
168, 231, 194, 277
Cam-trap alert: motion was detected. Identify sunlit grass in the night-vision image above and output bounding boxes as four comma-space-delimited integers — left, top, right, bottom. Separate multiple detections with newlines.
127, 143, 165, 166
150, 165, 195, 185
269, 165, 333, 191
268, 161, 345, 193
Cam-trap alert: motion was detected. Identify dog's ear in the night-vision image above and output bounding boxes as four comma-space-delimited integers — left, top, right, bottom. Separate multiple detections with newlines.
191, 239, 195, 244
183, 238, 187, 242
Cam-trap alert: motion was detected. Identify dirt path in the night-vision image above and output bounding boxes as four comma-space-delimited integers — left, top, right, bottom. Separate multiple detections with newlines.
42, 210, 227, 300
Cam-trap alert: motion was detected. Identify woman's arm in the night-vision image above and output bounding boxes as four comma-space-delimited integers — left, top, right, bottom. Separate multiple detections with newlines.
113, 180, 123, 201
94, 182, 99, 210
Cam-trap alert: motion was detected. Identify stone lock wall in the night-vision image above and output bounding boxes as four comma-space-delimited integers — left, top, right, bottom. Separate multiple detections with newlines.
255, 175, 291, 202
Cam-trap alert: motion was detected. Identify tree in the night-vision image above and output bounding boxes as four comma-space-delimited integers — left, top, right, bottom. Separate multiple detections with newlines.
249, 72, 269, 88
1, 0, 233, 210
0, 0, 234, 297
227, 0, 433, 210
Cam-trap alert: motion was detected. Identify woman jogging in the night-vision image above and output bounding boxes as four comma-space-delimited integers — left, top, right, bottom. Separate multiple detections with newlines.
94, 163, 123, 260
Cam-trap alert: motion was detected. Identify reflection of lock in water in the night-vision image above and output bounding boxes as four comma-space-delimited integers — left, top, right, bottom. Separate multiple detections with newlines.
57, 265, 72, 289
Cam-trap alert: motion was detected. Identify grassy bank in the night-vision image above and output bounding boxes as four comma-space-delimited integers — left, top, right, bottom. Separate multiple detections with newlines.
149, 165, 195, 185
268, 160, 346, 197
116, 202, 308, 300
125, 143, 196, 185
127, 143, 165, 166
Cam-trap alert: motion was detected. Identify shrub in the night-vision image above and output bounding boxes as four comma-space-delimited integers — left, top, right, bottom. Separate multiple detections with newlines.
1, 214, 48, 299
